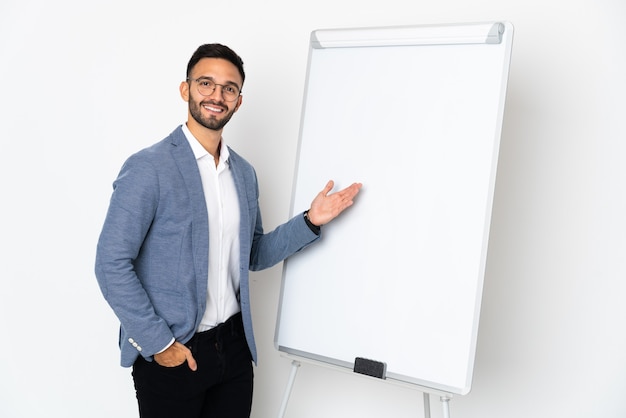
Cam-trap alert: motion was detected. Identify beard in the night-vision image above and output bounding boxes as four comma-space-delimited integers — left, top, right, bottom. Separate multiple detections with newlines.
189, 97, 237, 131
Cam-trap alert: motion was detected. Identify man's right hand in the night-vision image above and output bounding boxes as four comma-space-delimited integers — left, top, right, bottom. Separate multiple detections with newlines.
153, 341, 198, 371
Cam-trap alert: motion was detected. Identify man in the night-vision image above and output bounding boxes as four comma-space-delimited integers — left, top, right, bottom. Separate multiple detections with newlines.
95, 43, 361, 418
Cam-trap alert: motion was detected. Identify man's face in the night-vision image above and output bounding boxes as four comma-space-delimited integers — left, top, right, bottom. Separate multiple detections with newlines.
183, 58, 243, 131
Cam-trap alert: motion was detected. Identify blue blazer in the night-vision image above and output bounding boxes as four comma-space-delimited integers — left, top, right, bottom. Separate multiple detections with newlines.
95, 126, 319, 367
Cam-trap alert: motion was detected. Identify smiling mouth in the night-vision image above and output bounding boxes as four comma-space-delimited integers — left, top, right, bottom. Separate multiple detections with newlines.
203, 103, 225, 113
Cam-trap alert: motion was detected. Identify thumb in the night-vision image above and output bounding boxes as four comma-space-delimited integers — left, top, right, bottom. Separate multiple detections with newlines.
185, 348, 198, 371
321, 180, 334, 196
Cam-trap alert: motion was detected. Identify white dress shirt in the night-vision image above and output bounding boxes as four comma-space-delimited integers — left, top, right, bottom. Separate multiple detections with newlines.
183, 123, 241, 332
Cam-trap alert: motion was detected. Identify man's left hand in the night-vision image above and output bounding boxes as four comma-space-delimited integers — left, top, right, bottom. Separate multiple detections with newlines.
307, 180, 362, 226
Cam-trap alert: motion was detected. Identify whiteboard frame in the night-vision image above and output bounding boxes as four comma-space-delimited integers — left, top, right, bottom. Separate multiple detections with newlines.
275, 21, 514, 396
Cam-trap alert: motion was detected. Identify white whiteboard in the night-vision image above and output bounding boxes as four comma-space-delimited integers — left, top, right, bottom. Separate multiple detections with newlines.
275, 22, 513, 395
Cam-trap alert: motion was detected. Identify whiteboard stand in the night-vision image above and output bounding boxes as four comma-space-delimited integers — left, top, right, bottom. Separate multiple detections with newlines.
423, 393, 453, 418
440, 394, 452, 418
277, 359, 455, 418
277, 360, 301, 418
423, 393, 431, 418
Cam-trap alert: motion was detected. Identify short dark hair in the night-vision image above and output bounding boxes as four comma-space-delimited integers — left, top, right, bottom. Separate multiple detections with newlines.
186, 43, 245, 86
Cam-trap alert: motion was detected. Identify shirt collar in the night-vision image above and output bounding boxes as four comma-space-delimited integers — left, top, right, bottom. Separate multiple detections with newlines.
181, 123, 230, 164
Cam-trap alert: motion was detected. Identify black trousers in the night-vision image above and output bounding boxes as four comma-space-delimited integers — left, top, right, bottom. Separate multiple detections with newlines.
132, 313, 254, 418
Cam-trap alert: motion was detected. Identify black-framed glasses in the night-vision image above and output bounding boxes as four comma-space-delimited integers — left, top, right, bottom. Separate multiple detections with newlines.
187, 77, 241, 102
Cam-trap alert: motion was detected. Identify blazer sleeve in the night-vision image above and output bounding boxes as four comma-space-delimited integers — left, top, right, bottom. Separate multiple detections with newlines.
95, 153, 175, 357
248, 207, 320, 271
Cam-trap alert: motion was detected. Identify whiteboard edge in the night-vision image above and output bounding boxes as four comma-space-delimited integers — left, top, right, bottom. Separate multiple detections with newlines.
310, 21, 506, 48
274, 37, 317, 351
461, 20, 515, 395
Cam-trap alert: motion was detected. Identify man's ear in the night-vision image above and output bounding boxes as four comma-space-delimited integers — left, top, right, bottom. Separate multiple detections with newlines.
180, 80, 190, 102
233, 94, 243, 112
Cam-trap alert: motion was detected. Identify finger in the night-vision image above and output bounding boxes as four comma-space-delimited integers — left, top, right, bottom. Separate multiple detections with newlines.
347, 182, 362, 197
184, 347, 198, 371
337, 183, 361, 200
321, 180, 334, 196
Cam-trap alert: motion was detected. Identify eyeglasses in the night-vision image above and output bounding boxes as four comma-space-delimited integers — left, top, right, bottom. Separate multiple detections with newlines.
187, 77, 241, 102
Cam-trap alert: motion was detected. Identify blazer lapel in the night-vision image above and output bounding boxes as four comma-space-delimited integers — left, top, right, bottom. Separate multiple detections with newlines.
169, 127, 210, 317
227, 149, 252, 252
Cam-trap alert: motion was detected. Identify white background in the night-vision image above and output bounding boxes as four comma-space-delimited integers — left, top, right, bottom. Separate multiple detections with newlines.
1, 1, 624, 417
